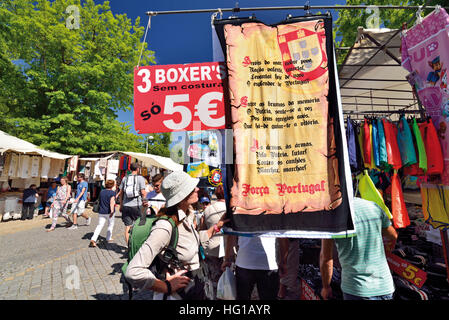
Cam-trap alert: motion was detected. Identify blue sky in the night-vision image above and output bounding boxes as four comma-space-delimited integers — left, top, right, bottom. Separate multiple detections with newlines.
102, 0, 346, 135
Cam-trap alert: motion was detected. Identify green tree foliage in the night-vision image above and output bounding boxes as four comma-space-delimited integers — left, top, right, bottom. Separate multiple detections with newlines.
0, 0, 156, 154
145, 133, 171, 158
334, 0, 449, 65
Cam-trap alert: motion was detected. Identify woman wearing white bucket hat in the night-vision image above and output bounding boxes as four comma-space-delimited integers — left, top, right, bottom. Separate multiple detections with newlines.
125, 171, 228, 300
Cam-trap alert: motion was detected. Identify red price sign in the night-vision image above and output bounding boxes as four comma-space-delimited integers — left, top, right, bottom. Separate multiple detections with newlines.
134, 62, 227, 133
300, 279, 321, 300
386, 252, 427, 288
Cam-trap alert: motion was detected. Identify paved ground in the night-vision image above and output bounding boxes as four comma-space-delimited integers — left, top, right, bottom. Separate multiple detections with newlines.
0, 207, 151, 300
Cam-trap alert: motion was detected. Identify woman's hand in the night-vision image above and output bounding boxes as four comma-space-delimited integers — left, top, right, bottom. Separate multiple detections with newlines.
216, 219, 230, 230
221, 260, 233, 272
165, 269, 190, 293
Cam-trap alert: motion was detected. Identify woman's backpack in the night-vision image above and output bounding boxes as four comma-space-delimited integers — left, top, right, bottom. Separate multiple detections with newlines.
121, 213, 180, 299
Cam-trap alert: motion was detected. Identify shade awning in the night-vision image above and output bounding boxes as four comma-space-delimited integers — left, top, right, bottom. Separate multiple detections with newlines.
122, 151, 183, 172
0, 130, 71, 160
338, 27, 422, 121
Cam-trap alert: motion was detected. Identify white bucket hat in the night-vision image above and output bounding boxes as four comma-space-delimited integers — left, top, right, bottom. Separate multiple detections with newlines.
161, 171, 199, 207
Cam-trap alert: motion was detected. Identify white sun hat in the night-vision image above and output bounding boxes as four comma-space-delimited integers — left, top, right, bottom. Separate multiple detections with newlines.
161, 171, 199, 207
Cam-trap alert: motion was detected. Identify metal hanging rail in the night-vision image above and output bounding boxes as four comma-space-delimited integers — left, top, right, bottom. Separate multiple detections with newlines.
145, 5, 447, 16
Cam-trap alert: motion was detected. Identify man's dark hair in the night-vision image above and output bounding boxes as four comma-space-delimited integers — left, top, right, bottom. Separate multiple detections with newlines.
77, 173, 85, 179
152, 173, 164, 184
130, 162, 140, 171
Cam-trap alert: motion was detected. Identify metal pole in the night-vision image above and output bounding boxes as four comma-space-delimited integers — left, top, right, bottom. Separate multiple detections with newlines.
146, 5, 446, 16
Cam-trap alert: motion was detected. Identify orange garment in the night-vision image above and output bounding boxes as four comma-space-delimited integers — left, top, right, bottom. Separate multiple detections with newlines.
382, 119, 402, 170
391, 170, 410, 229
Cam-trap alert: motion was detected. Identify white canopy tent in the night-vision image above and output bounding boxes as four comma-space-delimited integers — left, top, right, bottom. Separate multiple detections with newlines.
338, 27, 423, 121
0, 130, 71, 160
121, 151, 183, 172
80, 150, 183, 172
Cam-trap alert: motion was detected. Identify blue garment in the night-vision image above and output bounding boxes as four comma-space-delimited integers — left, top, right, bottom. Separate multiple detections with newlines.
377, 118, 388, 166
396, 116, 417, 167
98, 189, 116, 214
146, 190, 157, 199
76, 181, 89, 201
23, 188, 37, 203
346, 118, 358, 170
371, 120, 380, 167
47, 186, 57, 200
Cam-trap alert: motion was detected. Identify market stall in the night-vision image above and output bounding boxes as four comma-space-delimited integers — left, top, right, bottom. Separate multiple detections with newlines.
333, 6, 449, 300
135, 3, 449, 300
77, 151, 182, 201
0, 130, 72, 222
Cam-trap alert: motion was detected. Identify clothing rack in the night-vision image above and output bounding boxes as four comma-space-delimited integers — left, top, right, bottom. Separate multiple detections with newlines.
145, 5, 447, 16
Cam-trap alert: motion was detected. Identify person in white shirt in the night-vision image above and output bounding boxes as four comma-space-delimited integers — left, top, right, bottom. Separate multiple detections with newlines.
222, 234, 282, 300
146, 174, 166, 215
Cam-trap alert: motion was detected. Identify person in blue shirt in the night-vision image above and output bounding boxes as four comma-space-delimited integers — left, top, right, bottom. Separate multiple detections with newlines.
68, 173, 91, 230
90, 179, 117, 247
21, 184, 39, 220
44, 181, 58, 218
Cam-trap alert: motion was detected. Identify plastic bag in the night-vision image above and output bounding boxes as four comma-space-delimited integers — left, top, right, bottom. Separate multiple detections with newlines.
216, 267, 236, 300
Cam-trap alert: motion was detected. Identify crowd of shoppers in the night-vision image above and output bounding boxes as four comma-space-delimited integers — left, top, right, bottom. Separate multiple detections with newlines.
25, 162, 398, 301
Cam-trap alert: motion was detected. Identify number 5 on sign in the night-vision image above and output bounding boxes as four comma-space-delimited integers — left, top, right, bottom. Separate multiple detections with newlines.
133, 62, 228, 134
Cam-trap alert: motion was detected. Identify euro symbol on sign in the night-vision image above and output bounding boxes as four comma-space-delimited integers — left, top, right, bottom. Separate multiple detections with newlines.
195, 91, 225, 127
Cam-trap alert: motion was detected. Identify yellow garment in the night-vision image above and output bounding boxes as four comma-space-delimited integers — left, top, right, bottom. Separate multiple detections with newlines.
357, 170, 392, 219
421, 184, 449, 230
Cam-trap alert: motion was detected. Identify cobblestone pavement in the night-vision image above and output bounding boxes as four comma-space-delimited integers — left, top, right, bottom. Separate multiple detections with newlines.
0, 208, 151, 300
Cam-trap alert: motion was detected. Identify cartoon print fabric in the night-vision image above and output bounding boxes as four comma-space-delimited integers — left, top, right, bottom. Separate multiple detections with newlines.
401, 7, 449, 184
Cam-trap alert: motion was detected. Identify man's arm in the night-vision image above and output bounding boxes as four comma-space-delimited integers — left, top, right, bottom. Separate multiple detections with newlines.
278, 238, 290, 278
382, 225, 398, 252
382, 225, 398, 242
221, 234, 237, 271
320, 239, 334, 300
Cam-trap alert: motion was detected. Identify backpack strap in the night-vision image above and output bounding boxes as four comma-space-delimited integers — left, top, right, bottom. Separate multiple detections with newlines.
156, 215, 179, 249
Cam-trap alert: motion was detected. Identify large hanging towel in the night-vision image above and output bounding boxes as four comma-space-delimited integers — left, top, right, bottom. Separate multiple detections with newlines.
382, 119, 402, 170
401, 7, 449, 185
397, 116, 417, 167
419, 119, 444, 176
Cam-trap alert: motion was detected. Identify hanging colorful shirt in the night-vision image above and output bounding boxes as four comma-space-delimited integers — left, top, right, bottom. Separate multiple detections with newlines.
419, 120, 444, 176
377, 118, 388, 168
397, 116, 417, 167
